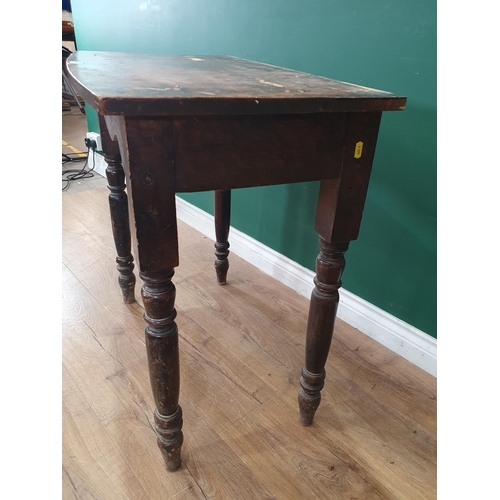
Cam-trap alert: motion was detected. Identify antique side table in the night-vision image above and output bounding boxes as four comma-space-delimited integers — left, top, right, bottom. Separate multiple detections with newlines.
66, 51, 406, 472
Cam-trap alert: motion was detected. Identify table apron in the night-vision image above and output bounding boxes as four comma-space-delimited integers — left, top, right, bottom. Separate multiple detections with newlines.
172, 113, 349, 192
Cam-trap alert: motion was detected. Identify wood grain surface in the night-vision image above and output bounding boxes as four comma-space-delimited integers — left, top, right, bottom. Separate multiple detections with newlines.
173, 113, 348, 191
65, 52, 406, 115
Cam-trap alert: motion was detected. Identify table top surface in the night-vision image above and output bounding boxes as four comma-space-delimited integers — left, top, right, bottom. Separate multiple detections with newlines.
66, 51, 406, 116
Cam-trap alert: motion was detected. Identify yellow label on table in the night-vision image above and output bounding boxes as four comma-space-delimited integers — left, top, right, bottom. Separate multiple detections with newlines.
354, 141, 363, 159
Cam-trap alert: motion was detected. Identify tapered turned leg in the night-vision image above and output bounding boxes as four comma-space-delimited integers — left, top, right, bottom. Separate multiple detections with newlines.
99, 114, 136, 303
105, 115, 183, 471
104, 151, 136, 303
298, 238, 349, 426
103, 114, 190, 472
299, 113, 383, 424
214, 189, 231, 285
141, 269, 183, 471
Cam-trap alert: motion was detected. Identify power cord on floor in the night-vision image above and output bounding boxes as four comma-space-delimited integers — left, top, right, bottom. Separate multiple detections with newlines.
62, 146, 95, 192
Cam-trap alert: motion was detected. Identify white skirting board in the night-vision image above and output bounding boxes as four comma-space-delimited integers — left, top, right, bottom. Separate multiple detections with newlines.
175, 196, 437, 377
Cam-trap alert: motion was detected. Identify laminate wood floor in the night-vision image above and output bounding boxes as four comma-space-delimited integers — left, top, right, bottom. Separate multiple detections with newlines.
62, 121, 436, 498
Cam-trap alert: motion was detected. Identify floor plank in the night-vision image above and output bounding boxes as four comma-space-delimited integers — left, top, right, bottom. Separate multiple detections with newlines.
62, 362, 146, 500
221, 395, 391, 500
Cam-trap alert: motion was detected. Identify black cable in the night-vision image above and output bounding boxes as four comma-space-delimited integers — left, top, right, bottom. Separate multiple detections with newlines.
62, 147, 95, 192
62, 152, 88, 164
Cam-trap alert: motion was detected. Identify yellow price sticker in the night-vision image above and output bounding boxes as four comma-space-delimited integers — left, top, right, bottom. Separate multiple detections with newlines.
354, 141, 363, 159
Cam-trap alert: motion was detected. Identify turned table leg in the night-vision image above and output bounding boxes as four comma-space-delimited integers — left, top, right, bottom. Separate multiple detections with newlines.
104, 114, 184, 472
214, 189, 231, 285
298, 239, 348, 425
99, 114, 136, 303
298, 112, 383, 425
141, 269, 183, 471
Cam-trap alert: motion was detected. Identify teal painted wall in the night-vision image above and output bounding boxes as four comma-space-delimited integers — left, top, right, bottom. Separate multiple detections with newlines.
72, 0, 437, 338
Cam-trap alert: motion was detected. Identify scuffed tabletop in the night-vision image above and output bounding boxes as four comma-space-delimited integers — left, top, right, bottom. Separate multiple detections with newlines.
66, 51, 406, 116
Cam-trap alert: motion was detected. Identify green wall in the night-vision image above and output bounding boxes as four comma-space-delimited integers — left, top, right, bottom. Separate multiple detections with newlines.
72, 0, 437, 338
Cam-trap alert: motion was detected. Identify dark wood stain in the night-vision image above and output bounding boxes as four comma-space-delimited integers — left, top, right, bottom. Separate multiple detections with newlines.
107, 116, 180, 272
315, 112, 382, 243
298, 240, 349, 425
214, 190, 231, 285
98, 114, 136, 303
66, 52, 406, 116
173, 114, 348, 192
141, 268, 183, 472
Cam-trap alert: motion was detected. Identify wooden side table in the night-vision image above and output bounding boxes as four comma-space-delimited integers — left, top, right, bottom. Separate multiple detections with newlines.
66, 51, 406, 472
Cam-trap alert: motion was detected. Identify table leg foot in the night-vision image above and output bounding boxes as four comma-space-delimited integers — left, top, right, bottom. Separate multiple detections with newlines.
117, 255, 136, 303
215, 243, 229, 285
142, 270, 183, 472
298, 239, 349, 426
214, 190, 231, 285
155, 407, 184, 472
298, 367, 325, 426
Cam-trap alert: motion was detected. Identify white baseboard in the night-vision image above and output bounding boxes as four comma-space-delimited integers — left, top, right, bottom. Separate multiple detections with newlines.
175, 196, 437, 377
